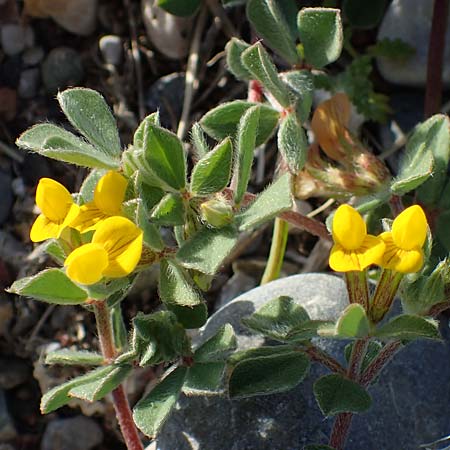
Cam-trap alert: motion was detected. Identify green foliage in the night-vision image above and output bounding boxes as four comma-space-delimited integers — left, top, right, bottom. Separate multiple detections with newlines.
246, 0, 300, 65
335, 304, 370, 339
159, 259, 204, 307
200, 100, 279, 146
57, 88, 121, 158
225, 38, 252, 81
8, 269, 88, 305
143, 125, 187, 191
368, 38, 415, 62
283, 70, 314, 122
241, 43, 291, 107
150, 193, 186, 226
391, 115, 440, 195
176, 225, 239, 274
132, 311, 191, 366
194, 324, 237, 363
190, 138, 233, 196
278, 112, 308, 173
45, 349, 104, 366
133, 367, 187, 438
343, 0, 387, 29
234, 105, 261, 204
344, 341, 382, 373
374, 315, 441, 341
183, 362, 226, 395
157, 0, 200, 16
236, 174, 293, 231
297, 8, 343, 69
241, 295, 310, 341
16, 124, 119, 169
313, 374, 372, 416
229, 350, 310, 398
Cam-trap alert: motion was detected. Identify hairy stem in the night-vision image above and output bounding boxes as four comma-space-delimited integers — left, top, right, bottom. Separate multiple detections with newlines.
93, 301, 144, 450
329, 338, 368, 449
304, 345, 346, 376
261, 218, 289, 285
424, 0, 449, 118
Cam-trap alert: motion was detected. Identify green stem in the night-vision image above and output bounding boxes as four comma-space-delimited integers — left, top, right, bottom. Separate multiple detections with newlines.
261, 218, 289, 285
93, 301, 144, 450
345, 270, 369, 310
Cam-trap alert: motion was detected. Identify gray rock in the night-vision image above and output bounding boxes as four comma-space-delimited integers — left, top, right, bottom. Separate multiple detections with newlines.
145, 73, 185, 128
41, 416, 103, 450
22, 46, 45, 67
18, 68, 40, 99
0, 24, 33, 56
216, 271, 257, 311
41, 47, 84, 93
157, 273, 450, 450
0, 390, 16, 442
99, 35, 122, 66
377, 0, 450, 86
0, 358, 29, 390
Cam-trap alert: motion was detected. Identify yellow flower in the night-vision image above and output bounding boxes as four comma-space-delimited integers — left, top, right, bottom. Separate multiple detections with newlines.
329, 204, 385, 272
64, 216, 143, 285
311, 92, 351, 161
30, 178, 79, 242
379, 205, 427, 273
70, 171, 128, 233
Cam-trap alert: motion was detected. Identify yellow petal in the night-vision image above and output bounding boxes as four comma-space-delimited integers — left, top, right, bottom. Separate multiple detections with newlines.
379, 231, 424, 273
332, 204, 366, 250
94, 171, 127, 216
93, 216, 143, 278
30, 214, 63, 242
329, 244, 362, 271
392, 205, 427, 251
69, 202, 108, 233
65, 243, 109, 285
311, 93, 351, 160
329, 234, 384, 272
35, 178, 73, 222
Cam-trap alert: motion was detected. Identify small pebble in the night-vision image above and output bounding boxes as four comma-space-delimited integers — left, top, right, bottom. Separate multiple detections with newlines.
41, 47, 84, 93
22, 46, 45, 66
0, 24, 33, 56
18, 68, 40, 99
99, 35, 123, 66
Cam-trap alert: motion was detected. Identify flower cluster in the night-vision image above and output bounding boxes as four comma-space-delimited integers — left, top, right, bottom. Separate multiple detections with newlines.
294, 93, 390, 200
30, 172, 143, 286
330, 204, 428, 274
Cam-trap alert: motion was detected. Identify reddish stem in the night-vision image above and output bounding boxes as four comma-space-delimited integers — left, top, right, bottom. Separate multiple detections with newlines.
329, 413, 353, 450
93, 301, 144, 450
304, 345, 346, 376
424, 0, 449, 118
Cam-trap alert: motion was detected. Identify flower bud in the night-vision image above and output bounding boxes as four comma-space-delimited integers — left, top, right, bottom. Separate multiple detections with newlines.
200, 199, 233, 228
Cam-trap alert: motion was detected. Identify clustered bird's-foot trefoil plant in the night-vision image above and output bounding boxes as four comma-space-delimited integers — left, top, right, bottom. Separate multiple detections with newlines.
7, 2, 450, 450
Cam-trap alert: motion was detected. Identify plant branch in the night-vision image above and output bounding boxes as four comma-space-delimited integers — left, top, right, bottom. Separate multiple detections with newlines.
261, 218, 289, 285
93, 301, 144, 450
361, 341, 402, 387
304, 345, 346, 376
424, 0, 449, 118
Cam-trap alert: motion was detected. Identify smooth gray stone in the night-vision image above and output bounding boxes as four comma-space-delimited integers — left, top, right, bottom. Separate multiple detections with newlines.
157, 274, 450, 450
377, 0, 450, 86
18, 68, 40, 99
41, 47, 84, 94
41, 416, 103, 450
99, 35, 123, 66
0, 24, 33, 56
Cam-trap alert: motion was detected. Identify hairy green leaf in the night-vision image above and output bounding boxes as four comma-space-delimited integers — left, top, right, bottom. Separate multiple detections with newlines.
225, 38, 252, 80
45, 350, 103, 366
157, 0, 200, 16
133, 367, 187, 438
314, 374, 372, 416
8, 269, 88, 305
236, 173, 293, 231
229, 351, 310, 398
298, 8, 343, 68
57, 88, 121, 158
183, 362, 226, 395
150, 193, 185, 226
278, 113, 307, 173
374, 315, 441, 341
194, 324, 237, 363
336, 304, 370, 339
